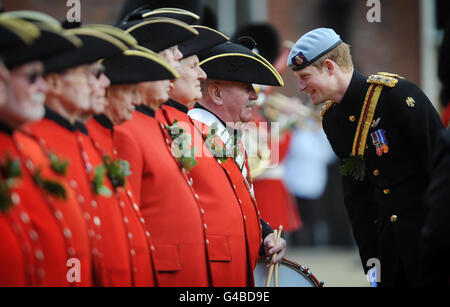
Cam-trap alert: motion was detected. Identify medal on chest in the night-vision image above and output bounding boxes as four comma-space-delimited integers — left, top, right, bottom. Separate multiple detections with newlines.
370, 129, 389, 156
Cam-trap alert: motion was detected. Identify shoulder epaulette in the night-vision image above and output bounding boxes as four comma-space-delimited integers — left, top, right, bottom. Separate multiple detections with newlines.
377, 72, 404, 79
367, 74, 398, 88
321, 100, 336, 117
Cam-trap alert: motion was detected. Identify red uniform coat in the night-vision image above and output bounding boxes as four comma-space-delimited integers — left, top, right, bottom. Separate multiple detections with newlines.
160, 101, 262, 286
113, 105, 210, 287
86, 115, 158, 286
0, 122, 93, 286
25, 109, 140, 286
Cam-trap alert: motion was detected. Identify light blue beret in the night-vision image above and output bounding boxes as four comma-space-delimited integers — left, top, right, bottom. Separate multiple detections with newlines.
287, 28, 342, 71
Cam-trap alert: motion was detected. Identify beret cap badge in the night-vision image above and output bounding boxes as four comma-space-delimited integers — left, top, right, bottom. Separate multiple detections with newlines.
292, 52, 307, 66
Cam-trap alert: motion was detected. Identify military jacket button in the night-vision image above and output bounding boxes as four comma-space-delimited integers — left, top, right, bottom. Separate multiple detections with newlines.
383, 189, 390, 195
373, 169, 380, 176
390, 215, 398, 222
349, 115, 356, 122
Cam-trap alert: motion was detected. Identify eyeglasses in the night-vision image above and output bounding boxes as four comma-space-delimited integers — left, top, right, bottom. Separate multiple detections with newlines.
27, 71, 43, 84
89, 64, 105, 79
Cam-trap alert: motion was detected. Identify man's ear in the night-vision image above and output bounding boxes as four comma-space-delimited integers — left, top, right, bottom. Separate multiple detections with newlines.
209, 82, 223, 106
45, 73, 63, 96
324, 59, 335, 76
0, 64, 10, 82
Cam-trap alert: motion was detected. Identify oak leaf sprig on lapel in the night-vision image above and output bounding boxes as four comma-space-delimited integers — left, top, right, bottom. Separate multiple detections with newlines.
102, 155, 131, 189
48, 152, 69, 175
166, 120, 198, 172
92, 165, 112, 197
0, 154, 22, 213
339, 155, 366, 181
33, 169, 67, 200
203, 122, 232, 163
232, 132, 240, 161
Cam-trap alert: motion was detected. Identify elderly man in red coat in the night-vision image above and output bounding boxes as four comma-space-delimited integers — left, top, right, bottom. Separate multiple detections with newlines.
186, 40, 289, 286
0, 13, 95, 286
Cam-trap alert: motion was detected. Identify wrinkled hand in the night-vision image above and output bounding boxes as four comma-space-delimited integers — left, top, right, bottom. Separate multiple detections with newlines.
263, 233, 287, 265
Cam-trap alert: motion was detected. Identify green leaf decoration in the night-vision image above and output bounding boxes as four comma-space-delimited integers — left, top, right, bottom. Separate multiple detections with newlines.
92, 165, 112, 197
33, 169, 67, 200
0, 154, 22, 213
102, 155, 131, 189
98, 185, 112, 197
49, 152, 69, 175
166, 120, 199, 173
203, 123, 234, 163
339, 155, 366, 181
1, 154, 22, 179
0, 181, 13, 213
179, 156, 198, 172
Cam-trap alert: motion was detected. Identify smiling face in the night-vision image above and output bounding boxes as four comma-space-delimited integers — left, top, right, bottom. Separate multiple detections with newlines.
294, 64, 333, 105
2, 61, 48, 127
169, 55, 207, 108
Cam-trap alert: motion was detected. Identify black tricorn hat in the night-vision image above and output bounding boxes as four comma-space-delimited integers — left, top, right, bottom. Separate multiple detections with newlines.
178, 25, 228, 58
119, 6, 200, 26
120, 17, 198, 53
102, 48, 179, 85
198, 41, 284, 86
0, 11, 82, 69
44, 27, 128, 74
82, 24, 138, 48
0, 17, 40, 52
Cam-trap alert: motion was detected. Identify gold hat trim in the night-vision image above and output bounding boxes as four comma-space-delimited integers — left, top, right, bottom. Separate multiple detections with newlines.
67, 28, 129, 51
143, 8, 200, 20
252, 52, 284, 86
33, 22, 82, 48
0, 10, 61, 30
0, 18, 40, 45
83, 24, 138, 47
191, 25, 230, 40
122, 49, 179, 79
199, 53, 284, 86
125, 17, 199, 36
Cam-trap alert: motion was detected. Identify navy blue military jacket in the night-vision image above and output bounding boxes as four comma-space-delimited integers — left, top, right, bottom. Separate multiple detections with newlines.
421, 129, 450, 286
322, 70, 443, 283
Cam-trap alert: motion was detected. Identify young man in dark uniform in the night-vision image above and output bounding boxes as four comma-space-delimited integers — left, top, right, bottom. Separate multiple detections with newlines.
287, 28, 443, 287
